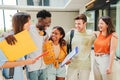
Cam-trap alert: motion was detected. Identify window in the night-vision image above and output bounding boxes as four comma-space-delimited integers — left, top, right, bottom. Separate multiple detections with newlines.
110, 8, 116, 27
0, 0, 2, 5
24, 0, 69, 7
4, 10, 17, 31
0, 0, 17, 33
85, 11, 95, 31
27, 0, 49, 6
0, 10, 4, 34
3, 0, 16, 5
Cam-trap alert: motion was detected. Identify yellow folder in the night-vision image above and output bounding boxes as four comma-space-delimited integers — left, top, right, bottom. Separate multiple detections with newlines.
0, 30, 37, 61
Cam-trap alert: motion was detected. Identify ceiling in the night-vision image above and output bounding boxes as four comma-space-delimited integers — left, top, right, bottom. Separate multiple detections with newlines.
0, 0, 90, 12
65, 0, 90, 11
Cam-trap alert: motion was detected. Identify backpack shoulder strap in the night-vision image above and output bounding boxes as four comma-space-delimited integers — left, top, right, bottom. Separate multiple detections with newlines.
69, 30, 74, 52
70, 30, 74, 43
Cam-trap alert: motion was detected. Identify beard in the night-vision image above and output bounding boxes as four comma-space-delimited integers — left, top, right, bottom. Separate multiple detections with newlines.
36, 24, 46, 36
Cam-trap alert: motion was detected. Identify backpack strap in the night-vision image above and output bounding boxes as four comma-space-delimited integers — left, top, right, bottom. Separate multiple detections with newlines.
69, 30, 74, 52
9, 68, 14, 78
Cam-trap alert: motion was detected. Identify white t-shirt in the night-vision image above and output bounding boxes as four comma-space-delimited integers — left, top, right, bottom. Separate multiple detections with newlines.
0, 38, 7, 67
26, 25, 48, 72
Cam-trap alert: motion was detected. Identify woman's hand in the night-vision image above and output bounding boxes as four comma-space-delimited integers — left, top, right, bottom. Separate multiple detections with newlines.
65, 59, 71, 65
25, 59, 37, 65
106, 67, 112, 74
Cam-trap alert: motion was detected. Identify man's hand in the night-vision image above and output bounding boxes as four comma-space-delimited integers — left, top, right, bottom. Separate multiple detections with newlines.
5, 35, 17, 45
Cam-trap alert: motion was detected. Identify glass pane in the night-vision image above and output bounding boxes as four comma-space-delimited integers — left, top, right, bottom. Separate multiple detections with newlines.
27, 0, 33, 5
23, 0, 69, 7
44, 0, 49, 6
49, 0, 67, 7
3, 0, 16, 5
0, 10, 4, 34
29, 0, 49, 6
110, 8, 116, 27
4, 10, 17, 31
86, 11, 95, 31
0, 0, 2, 5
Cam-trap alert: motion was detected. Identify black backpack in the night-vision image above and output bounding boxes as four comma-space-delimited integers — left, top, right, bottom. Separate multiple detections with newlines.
67, 30, 74, 53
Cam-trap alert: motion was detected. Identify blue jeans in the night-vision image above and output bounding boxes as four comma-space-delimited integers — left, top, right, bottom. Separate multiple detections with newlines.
27, 69, 46, 80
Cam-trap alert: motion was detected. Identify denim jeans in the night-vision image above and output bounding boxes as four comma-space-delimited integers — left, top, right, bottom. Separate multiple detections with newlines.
46, 64, 66, 80
27, 69, 46, 80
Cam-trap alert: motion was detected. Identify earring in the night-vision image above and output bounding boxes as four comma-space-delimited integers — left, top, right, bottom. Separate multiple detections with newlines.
39, 31, 44, 36
39, 30, 46, 36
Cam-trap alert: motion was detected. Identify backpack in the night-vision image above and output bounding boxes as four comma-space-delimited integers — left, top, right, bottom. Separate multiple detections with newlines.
67, 30, 74, 53
2, 68, 14, 79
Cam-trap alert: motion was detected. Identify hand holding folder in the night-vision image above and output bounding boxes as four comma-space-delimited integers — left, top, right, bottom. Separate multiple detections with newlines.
60, 46, 79, 67
0, 30, 37, 61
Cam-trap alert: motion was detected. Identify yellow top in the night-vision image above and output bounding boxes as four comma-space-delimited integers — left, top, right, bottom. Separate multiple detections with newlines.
43, 40, 67, 68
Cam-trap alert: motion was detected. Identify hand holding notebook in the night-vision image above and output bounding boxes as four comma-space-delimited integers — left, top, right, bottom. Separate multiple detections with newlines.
60, 46, 79, 67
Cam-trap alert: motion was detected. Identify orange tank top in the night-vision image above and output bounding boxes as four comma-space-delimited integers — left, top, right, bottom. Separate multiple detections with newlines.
94, 32, 112, 54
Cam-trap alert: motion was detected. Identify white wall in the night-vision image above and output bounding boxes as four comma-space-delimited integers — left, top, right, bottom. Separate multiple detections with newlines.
50, 11, 79, 33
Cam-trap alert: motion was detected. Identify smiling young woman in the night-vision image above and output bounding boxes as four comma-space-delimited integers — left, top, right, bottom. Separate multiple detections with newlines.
93, 16, 118, 80
43, 26, 67, 80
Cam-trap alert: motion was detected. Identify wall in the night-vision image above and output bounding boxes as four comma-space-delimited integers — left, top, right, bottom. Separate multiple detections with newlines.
50, 11, 79, 33
116, 1, 120, 57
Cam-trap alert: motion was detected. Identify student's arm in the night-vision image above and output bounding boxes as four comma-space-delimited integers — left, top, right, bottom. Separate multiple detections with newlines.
0, 59, 36, 68
106, 32, 118, 74
0, 31, 17, 45
93, 31, 100, 37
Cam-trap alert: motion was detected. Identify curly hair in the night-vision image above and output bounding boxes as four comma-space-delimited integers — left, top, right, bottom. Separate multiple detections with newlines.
49, 26, 66, 46
36, 10, 51, 19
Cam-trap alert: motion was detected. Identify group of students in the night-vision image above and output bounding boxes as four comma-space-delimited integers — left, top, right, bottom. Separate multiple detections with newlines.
0, 9, 118, 80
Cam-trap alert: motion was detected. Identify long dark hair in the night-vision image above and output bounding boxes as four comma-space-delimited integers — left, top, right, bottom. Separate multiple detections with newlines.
99, 16, 115, 36
12, 12, 31, 34
49, 26, 66, 47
